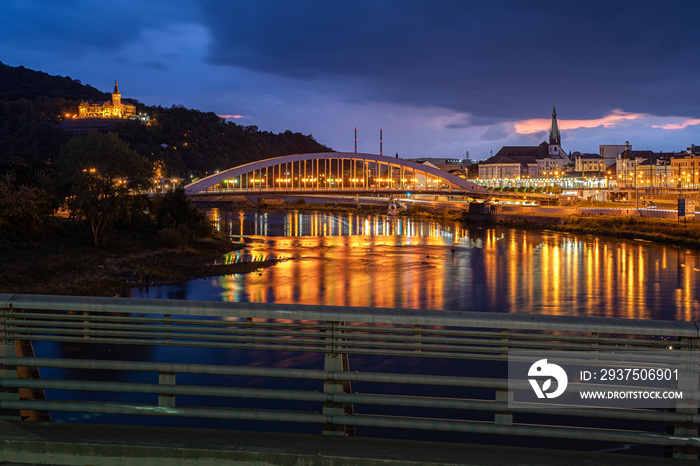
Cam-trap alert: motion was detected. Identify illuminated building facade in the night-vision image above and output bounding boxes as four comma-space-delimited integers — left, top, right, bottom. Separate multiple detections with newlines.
78, 80, 136, 119
616, 143, 677, 189
573, 153, 608, 174
671, 153, 700, 188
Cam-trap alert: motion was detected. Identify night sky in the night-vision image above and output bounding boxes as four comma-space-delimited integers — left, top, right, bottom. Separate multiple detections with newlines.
2, 0, 700, 160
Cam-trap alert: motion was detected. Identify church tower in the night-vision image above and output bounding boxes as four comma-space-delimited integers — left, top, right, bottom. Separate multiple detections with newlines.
112, 80, 122, 110
548, 102, 561, 156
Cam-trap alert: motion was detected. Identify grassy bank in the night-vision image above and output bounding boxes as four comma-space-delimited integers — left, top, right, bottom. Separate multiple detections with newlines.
509, 215, 700, 248
0, 217, 276, 297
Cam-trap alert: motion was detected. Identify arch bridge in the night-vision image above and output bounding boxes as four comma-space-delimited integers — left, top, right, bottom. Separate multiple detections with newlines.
184, 152, 487, 196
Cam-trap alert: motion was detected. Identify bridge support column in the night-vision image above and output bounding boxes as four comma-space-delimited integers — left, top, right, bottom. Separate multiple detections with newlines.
323, 321, 355, 437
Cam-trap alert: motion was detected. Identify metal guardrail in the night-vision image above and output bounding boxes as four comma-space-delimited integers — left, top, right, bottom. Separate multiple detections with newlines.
0, 293, 698, 459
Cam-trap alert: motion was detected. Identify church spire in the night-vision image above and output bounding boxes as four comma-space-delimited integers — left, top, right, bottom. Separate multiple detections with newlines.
112, 80, 122, 113
549, 101, 561, 146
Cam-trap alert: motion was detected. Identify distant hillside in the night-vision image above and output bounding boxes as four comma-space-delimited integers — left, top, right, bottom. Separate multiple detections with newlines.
111, 106, 333, 177
0, 62, 332, 176
0, 61, 109, 101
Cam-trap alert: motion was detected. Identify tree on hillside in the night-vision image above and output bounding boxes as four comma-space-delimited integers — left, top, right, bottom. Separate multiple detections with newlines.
58, 132, 153, 247
0, 174, 52, 237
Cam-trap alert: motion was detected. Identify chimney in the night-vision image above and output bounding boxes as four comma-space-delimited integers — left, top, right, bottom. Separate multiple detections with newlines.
380, 128, 383, 156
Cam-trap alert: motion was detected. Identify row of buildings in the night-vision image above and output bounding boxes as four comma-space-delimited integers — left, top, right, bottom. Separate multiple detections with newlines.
476, 104, 700, 190
612, 145, 700, 189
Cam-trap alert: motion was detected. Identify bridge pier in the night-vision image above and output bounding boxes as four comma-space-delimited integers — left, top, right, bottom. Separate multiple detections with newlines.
0, 343, 19, 421
323, 322, 355, 436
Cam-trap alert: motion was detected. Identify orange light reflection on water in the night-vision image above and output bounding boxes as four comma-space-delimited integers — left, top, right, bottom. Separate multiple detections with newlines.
205, 211, 700, 320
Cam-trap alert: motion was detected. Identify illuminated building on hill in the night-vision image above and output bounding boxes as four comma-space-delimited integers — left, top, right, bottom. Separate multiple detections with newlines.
78, 80, 136, 119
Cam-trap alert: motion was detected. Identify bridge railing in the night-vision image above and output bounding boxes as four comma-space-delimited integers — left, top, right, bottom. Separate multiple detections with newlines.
0, 294, 698, 459
199, 186, 459, 194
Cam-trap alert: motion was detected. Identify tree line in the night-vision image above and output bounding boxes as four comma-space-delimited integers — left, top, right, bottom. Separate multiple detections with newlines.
0, 132, 216, 248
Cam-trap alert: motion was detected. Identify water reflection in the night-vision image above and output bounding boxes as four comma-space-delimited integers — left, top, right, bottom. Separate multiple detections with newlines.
216, 210, 463, 240
126, 210, 700, 321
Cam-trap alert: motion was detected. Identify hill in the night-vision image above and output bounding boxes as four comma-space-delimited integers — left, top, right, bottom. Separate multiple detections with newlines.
0, 62, 332, 176
0, 62, 109, 101
111, 106, 332, 177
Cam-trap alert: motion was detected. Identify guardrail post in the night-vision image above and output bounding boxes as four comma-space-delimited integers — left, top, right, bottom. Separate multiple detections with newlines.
0, 305, 20, 420
245, 317, 254, 347
164, 314, 171, 342
158, 372, 176, 408
323, 321, 355, 436
414, 324, 421, 352
672, 337, 698, 460
496, 329, 513, 425
82, 310, 90, 340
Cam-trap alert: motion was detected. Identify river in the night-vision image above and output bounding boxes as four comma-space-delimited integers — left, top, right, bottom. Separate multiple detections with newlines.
37, 209, 697, 453
125, 208, 700, 321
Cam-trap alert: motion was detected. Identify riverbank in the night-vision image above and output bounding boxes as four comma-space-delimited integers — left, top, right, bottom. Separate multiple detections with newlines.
546, 215, 700, 248
0, 218, 276, 297
480, 212, 700, 249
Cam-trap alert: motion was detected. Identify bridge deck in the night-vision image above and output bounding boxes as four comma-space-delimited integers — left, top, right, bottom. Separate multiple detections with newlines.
0, 420, 692, 466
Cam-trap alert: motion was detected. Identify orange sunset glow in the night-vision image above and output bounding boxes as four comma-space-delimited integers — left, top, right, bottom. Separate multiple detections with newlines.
514, 109, 647, 134
652, 118, 700, 130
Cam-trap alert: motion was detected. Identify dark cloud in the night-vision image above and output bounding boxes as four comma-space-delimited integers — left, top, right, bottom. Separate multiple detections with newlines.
0, 1, 199, 58
444, 115, 472, 129
464, 116, 505, 127
140, 61, 169, 71
480, 125, 510, 141
201, 0, 700, 121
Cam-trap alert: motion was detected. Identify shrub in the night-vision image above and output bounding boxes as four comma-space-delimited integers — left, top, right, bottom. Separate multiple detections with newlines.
0, 175, 52, 237
156, 187, 206, 229
156, 227, 187, 249
193, 218, 214, 238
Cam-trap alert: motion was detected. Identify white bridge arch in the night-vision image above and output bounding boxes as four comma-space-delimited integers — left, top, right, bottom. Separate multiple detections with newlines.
184, 152, 484, 195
